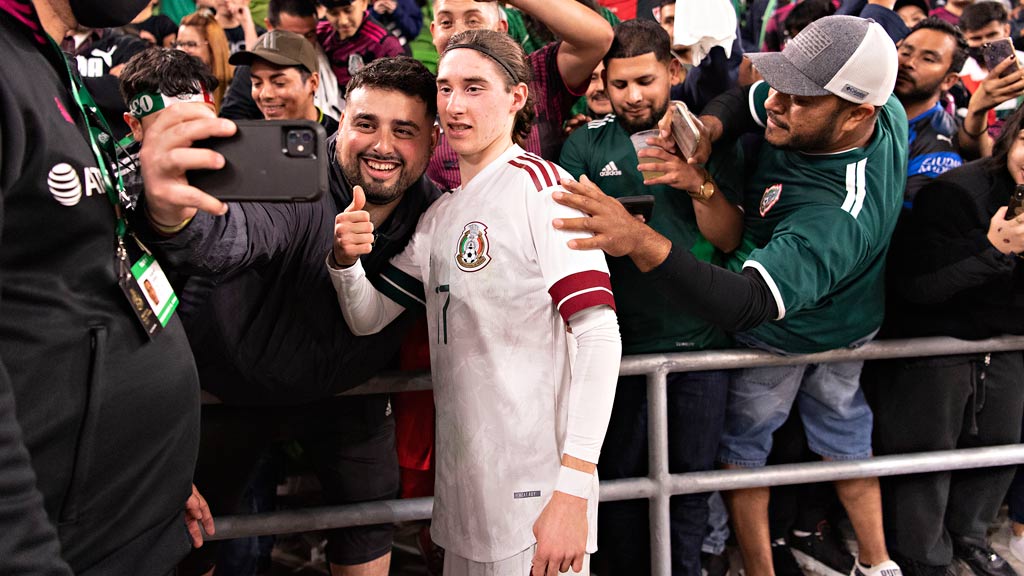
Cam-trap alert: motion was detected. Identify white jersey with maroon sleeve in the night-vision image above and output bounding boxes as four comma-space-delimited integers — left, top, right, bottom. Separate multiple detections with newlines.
372, 144, 616, 563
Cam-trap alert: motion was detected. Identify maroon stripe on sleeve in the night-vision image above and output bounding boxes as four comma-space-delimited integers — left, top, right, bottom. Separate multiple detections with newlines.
509, 159, 544, 192
548, 270, 616, 322
519, 155, 555, 188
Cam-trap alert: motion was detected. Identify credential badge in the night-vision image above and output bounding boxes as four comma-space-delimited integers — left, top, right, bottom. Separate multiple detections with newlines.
455, 221, 491, 272
760, 183, 782, 217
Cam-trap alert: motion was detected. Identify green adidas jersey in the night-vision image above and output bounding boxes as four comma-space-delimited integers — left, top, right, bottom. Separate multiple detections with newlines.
729, 81, 908, 354
560, 114, 742, 354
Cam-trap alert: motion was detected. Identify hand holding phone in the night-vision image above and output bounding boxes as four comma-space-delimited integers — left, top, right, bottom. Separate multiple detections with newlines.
187, 120, 327, 202
983, 39, 1020, 78
670, 101, 702, 159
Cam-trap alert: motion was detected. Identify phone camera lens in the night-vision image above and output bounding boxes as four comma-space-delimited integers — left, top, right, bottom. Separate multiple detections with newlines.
288, 132, 299, 143
302, 132, 313, 144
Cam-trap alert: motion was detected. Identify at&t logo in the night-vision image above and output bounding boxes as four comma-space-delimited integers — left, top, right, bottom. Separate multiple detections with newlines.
47, 163, 105, 207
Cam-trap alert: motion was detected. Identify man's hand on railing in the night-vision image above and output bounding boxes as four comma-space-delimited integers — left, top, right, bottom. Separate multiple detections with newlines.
184, 483, 215, 548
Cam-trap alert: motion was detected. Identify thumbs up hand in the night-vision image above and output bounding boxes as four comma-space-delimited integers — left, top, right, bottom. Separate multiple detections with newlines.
333, 185, 374, 267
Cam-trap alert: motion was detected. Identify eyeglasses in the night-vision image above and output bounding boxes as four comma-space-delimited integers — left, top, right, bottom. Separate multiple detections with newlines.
172, 40, 209, 49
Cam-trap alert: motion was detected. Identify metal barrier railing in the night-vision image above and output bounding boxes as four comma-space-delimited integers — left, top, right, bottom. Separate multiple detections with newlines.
209, 335, 1024, 576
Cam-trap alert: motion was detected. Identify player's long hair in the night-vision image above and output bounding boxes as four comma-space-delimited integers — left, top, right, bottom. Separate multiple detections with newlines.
179, 13, 234, 111
442, 29, 535, 147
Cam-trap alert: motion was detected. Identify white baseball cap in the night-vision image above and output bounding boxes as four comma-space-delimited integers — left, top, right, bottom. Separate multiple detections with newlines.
747, 15, 898, 107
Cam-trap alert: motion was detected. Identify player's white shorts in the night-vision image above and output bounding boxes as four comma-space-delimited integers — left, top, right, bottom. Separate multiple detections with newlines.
443, 545, 590, 576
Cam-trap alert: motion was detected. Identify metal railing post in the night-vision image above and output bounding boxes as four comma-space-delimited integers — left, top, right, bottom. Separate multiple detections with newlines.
648, 367, 672, 576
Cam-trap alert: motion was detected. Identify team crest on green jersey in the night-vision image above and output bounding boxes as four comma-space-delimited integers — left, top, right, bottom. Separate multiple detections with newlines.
455, 222, 491, 272
760, 183, 782, 216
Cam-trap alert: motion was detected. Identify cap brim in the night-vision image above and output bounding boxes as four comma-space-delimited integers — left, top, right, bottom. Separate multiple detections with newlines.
747, 52, 831, 97
228, 50, 302, 69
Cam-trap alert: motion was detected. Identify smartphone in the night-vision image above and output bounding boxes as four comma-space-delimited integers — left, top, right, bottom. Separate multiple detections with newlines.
187, 119, 328, 202
1007, 185, 1024, 220
618, 195, 655, 222
670, 101, 701, 159
983, 38, 1020, 78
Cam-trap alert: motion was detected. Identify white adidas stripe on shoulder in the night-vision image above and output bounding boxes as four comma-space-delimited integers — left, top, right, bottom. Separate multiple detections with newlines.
587, 114, 616, 129
841, 158, 867, 219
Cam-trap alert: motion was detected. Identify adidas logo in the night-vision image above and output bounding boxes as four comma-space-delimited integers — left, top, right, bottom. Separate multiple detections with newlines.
599, 161, 622, 177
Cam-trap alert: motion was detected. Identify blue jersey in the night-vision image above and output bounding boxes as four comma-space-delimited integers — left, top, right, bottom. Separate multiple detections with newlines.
905, 102, 962, 206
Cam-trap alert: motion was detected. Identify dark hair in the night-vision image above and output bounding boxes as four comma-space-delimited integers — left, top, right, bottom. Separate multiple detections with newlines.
267, 0, 317, 27
659, 0, 674, 8
118, 47, 220, 103
907, 16, 969, 74
784, 0, 835, 38
959, 1, 1008, 32
605, 19, 672, 67
988, 104, 1024, 175
441, 29, 535, 146
345, 56, 438, 119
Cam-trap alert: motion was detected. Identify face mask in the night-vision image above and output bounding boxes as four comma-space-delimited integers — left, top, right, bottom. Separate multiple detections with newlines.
69, 0, 151, 28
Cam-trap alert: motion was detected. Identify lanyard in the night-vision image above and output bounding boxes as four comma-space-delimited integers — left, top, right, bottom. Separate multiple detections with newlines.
49, 36, 129, 239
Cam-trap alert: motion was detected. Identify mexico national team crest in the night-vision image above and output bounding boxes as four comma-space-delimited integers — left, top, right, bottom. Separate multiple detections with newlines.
760, 183, 782, 216
455, 221, 491, 272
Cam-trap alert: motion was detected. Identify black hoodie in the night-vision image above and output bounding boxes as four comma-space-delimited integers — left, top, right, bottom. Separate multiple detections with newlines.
0, 3, 200, 574
136, 137, 441, 405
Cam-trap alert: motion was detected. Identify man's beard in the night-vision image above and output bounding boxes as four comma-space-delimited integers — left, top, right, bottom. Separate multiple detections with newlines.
341, 153, 423, 205
766, 110, 844, 153
895, 74, 945, 108
613, 99, 669, 135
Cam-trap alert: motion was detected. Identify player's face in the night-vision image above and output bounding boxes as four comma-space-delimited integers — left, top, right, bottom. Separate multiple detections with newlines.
1008, 130, 1024, 185
251, 61, 318, 121
338, 87, 437, 205
326, 0, 369, 41
430, 0, 505, 54
437, 49, 526, 164
605, 52, 674, 134
763, 89, 851, 153
895, 29, 957, 104
586, 61, 612, 116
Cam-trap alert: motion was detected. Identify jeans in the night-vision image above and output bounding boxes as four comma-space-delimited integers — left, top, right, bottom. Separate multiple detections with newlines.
596, 370, 729, 576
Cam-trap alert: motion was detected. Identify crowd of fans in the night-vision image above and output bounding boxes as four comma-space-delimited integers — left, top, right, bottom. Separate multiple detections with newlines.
5, 0, 1024, 574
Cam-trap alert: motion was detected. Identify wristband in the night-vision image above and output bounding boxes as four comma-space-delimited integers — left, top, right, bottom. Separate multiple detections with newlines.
963, 121, 989, 139
149, 213, 194, 235
555, 465, 594, 499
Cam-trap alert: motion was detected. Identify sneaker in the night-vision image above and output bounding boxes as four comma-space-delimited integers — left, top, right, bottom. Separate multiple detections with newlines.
703, 551, 731, 576
953, 539, 1018, 576
889, 553, 952, 576
789, 521, 856, 576
850, 556, 904, 576
774, 538, 807, 576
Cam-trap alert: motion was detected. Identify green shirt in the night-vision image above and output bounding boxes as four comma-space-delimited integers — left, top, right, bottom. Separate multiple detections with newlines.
560, 114, 741, 354
729, 81, 908, 353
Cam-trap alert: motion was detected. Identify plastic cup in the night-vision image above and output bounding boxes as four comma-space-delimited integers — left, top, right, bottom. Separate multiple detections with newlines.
630, 129, 665, 180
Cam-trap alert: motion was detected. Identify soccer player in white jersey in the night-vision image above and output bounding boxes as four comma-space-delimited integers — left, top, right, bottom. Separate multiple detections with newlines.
328, 29, 622, 576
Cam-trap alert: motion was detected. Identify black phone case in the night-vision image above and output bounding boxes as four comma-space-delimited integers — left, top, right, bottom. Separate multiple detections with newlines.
187, 119, 328, 202
618, 194, 656, 222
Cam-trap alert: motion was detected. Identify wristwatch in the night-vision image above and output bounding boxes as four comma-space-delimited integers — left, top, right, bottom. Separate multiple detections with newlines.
689, 167, 715, 201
